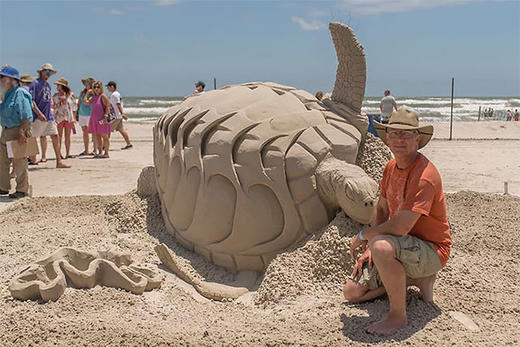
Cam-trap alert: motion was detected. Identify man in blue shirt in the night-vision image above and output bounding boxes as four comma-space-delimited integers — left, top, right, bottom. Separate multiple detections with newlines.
29, 63, 70, 168
0, 66, 33, 198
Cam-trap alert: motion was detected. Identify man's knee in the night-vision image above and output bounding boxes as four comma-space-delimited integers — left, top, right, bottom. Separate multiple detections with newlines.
343, 279, 368, 302
370, 235, 396, 260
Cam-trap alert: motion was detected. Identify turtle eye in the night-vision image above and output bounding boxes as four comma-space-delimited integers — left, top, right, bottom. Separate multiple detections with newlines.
344, 181, 356, 201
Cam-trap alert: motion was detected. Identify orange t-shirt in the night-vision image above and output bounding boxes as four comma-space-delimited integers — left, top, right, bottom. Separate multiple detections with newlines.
379, 153, 452, 266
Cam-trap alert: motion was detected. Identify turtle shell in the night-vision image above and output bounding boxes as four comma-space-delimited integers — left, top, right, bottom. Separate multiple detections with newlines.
154, 82, 366, 272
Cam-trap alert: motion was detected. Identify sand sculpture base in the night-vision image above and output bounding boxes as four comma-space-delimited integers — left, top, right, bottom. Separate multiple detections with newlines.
9, 247, 162, 302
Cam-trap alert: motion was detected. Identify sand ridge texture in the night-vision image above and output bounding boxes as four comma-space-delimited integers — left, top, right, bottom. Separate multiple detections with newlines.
0, 189, 519, 345
9, 247, 161, 302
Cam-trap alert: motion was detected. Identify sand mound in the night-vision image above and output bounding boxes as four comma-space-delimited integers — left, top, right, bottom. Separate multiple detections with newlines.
256, 212, 360, 304
356, 132, 393, 183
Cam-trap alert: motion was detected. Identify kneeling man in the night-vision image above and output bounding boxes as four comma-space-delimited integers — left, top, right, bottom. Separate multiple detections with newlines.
344, 107, 451, 335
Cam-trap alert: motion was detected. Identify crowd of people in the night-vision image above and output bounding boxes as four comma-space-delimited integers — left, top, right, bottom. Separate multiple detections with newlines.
0, 63, 133, 199
483, 107, 519, 121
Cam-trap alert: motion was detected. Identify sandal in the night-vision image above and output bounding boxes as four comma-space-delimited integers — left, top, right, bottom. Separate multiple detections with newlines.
9, 191, 27, 199
78, 151, 91, 157
121, 144, 133, 150
39, 159, 47, 163
66, 155, 76, 159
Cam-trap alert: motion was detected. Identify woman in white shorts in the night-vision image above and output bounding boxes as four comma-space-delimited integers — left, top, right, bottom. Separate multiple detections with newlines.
75, 77, 95, 156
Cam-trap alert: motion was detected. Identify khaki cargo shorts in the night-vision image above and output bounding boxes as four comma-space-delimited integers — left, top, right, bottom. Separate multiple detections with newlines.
110, 119, 124, 132
351, 235, 442, 290
32, 119, 58, 137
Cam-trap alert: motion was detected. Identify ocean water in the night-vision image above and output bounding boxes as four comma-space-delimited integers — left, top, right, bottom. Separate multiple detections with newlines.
123, 96, 520, 123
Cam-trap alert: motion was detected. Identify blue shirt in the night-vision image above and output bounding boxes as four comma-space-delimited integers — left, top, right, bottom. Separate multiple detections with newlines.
0, 87, 33, 128
78, 91, 91, 116
28, 78, 54, 122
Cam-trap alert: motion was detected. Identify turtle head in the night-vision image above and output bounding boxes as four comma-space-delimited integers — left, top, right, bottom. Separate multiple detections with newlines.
335, 170, 378, 225
316, 156, 378, 225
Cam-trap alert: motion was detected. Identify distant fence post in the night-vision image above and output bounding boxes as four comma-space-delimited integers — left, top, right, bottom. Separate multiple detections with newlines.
449, 77, 454, 140
478, 106, 481, 121
214, 78, 217, 90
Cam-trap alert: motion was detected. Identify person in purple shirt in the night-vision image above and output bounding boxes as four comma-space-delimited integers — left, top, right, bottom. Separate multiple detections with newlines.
28, 63, 70, 168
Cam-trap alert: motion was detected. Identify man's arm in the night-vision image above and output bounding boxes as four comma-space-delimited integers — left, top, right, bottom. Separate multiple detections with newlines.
117, 103, 127, 120
363, 210, 420, 240
371, 196, 390, 227
32, 100, 46, 121
349, 208, 421, 260
380, 101, 383, 112
393, 98, 398, 111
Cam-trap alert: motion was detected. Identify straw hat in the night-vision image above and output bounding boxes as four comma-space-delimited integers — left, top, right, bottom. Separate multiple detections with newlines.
54, 77, 70, 89
81, 77, 95, 85
20, 74, 35, 84
374, 106, 433, 149
37, 63, 57, 75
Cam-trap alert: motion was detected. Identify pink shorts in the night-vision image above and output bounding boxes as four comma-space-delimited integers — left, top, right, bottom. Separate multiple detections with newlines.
57, 120, 76, 134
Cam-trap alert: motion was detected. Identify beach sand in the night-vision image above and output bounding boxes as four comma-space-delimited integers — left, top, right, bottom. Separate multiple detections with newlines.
0, 120, 519, 345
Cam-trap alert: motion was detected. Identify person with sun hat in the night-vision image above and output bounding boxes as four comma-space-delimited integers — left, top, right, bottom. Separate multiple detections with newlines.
344, 106, 452, 336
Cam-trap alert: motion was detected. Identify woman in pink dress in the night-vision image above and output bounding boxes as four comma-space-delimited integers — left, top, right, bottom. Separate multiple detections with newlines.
85, 81, 111, 158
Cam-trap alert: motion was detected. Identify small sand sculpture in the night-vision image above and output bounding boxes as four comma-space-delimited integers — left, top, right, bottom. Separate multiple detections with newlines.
9, 247, 162, 302
153, 22, 379, 272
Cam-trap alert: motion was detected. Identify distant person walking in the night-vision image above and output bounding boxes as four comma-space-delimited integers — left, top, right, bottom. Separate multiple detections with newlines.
506, 109, 512, 121
28, 63, 70, 168
380, 90, 398, 124
0, 65, 33, 199
514, 109, 519, 122
76, 77, 95, 156
52, 78, 77, 159
85, 81, 111, 158
106, 81, 132, 150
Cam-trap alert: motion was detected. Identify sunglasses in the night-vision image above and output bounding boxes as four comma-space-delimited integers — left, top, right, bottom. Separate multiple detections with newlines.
43, 69, 53, 73
93, 86, 101, 89
386, 129, 418, 139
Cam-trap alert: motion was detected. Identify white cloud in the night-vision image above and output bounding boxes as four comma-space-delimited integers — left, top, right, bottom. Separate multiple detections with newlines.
291, 16, 327, 31
155, 0, 180, 6
106, 8, 125, 15
341, 0, 504, 15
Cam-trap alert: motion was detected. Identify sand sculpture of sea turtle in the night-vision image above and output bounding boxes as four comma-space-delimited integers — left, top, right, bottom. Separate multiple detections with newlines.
153, 22, 379, 272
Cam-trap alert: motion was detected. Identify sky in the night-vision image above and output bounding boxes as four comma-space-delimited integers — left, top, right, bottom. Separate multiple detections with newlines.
0, 0, 519, 97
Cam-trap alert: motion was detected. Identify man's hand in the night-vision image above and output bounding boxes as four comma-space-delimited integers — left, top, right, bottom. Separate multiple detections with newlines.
122, 114, 128, 120
349, 233, 367, 261
17, 131, 27, 145
38, 113, 46, 121
351, 248, 372, 278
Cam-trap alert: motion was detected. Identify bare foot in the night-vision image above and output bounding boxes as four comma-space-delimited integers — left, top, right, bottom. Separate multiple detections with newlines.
365, 313, 407, 335
56, 162, 71, 169
411, 274, 436, 302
